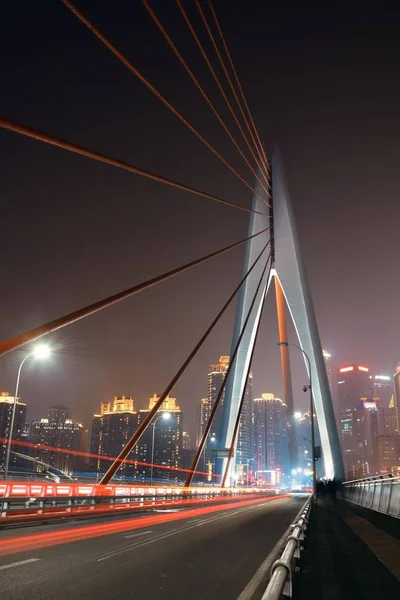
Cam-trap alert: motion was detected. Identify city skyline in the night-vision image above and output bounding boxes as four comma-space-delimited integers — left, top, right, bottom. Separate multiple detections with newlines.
1, 1, 400, 444
2, 351, 399, 477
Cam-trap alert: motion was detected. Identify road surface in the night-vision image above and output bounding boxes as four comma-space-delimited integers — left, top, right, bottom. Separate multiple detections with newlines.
0, 493, 305, 600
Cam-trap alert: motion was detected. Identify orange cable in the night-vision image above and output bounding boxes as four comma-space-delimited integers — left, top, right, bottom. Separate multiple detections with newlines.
176, 0, 270, 194
62, 0, 266, 203
195, 0, 270, 179
208, 0, 270, 175
0, 117, 269, 217
142, 0, 270, 204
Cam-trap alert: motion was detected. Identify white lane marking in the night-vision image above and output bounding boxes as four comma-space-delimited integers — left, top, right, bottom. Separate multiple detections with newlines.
123, 530, 153, 539
153, 509, 182, 513
97, 499, 286, 563
0, 558, 40, 571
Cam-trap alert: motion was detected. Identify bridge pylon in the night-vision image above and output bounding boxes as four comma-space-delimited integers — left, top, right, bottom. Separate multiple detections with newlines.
216, 150, 344, 484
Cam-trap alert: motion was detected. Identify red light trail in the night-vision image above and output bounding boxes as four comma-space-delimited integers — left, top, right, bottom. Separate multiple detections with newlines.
0, 436, 217, 478
0, 494, 288, 557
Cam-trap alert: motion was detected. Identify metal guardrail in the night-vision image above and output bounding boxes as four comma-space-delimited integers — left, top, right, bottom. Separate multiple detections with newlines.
261, 496, 312, 600
342, 474, 400, 517
0, 481, 280, 523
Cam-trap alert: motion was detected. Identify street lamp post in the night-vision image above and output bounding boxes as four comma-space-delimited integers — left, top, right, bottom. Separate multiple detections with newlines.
4, 344, 51, 480
278, 341, 317, 501
150, 412, 172, 486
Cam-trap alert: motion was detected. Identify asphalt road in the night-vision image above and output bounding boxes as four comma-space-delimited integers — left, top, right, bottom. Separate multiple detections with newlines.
0, 494, 305, 600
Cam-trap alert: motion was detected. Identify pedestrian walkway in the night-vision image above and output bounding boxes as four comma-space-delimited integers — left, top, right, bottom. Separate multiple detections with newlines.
297, 498, 400, 600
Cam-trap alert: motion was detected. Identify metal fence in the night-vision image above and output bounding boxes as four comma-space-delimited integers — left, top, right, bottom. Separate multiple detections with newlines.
342, 475, 400, 517
0, 481, 280, 524
261, 495, 312, 600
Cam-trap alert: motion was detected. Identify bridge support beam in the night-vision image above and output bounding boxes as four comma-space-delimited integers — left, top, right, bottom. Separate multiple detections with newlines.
275, 276, 297, 470
216, 151, 344, 484
271, 150, 344, 480
215, 172, 271, 485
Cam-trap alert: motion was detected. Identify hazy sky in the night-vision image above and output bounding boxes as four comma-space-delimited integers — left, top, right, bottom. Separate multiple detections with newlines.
1, 0, 400, 442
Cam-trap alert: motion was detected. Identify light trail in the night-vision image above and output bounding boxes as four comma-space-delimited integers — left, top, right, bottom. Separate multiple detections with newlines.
0, 436, 217, 479
0, 494, 288, 557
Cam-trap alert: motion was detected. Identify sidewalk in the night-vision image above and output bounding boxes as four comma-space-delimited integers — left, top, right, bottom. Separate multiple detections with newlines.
296, 499, 400, 600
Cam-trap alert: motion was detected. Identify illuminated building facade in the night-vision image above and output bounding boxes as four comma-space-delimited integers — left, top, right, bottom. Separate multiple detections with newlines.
203, 356, 252, 482
136, 395, 183, 483
182, 431, 191, 450
373, 375, 394, 409
90, 396, 138, 478
252, 393, 289, 479
393, 363, 400, 434
377, 435, 398, 474
0, 392, 27, 472
294, 413, 313, 471
29, 405, 86, 474
336, 365, 379, 478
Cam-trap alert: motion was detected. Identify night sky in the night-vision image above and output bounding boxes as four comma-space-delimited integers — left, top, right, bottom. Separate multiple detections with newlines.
1, 1, 400, 442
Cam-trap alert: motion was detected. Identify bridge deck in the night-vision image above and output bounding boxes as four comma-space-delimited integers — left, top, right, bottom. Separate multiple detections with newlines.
298, 499, 400, 599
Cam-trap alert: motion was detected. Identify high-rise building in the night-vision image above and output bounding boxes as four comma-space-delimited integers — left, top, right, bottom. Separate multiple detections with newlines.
182, 431, 191, 450
252, 393, 290, 484
377, 435, 398, 474
294, 412, 313, 471
197, 397, 210, 448
373, 375, 394, 409
0, 392, 27, 472
201, 356, 252, 483
336, 365, 378, 478
323, 350, 332, 392
136, 395, 183, 483
393, 363, 400, 434
90, 396, 138, 478
29, 405, 86, 474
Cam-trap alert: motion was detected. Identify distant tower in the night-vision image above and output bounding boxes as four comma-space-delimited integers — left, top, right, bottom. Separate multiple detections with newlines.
90, 396, 137, 478
29, 405, 86, 474
252, 393, 289, 477
336, 365, 374, 478
373, 374, 393, 409
136, 395, 183, 483
0, 392, 26, 471
393, 363, 400, 434
205, 356, 252, 480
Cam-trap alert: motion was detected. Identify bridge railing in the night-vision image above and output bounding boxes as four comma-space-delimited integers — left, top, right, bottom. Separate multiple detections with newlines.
342, 474, 400, 517
261, 495, 312, 600
0, 481, 280, 523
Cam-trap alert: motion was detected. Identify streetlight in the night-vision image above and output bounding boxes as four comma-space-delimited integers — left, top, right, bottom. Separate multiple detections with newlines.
150, 412, 172, 486
246, 457, 255, 487
4, 343, 51, 480
278, 341, 317, 501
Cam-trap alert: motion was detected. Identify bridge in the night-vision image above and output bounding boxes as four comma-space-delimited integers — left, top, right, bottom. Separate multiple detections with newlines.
1, 1, 399, 599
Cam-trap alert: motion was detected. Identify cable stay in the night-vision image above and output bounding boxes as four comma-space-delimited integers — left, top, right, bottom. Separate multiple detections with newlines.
0, 117, 269, 217
61, 0, 267, 204
208, 0, 270, 177
99, 237, 272, 484
221, 262, 272, 487
186, 249, 272, 487
176, 0, 269, 188
141, 0, 270, 203
0, 226, 270, 357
